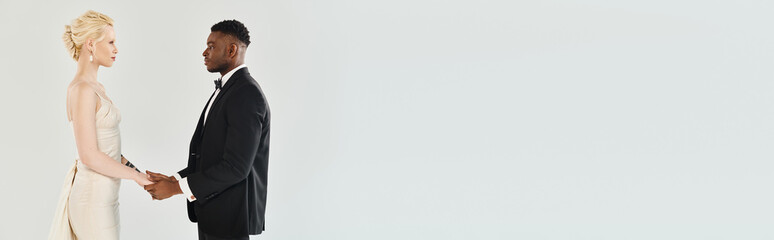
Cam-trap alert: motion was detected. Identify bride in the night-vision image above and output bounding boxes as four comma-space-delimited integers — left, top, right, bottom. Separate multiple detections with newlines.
49, 10, 152, 240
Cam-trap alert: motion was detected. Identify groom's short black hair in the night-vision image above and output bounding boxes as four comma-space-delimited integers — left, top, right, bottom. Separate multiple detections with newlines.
211, 20, 251, 47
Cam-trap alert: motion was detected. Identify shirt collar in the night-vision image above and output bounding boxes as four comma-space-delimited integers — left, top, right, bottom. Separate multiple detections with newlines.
219, 64, 247, 87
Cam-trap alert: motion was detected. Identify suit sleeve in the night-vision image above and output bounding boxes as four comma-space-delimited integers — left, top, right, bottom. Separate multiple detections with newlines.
178, 160, 196, 178
185, 85, 266, 204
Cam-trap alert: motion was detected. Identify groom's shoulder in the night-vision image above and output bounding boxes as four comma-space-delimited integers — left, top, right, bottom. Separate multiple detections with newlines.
231, 67, 266, 98
232, 78, 263, 99
233, 67, 257, 83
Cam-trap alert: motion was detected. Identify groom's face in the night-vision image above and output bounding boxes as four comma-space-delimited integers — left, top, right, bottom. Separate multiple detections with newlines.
203, 31, 230, 73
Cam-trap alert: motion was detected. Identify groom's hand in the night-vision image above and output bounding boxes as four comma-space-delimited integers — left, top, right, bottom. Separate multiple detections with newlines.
146, 170, 171, 182
144, 170, 183, 200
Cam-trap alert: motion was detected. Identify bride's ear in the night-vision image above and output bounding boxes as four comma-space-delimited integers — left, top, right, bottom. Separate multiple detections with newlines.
85, 39, 94, 53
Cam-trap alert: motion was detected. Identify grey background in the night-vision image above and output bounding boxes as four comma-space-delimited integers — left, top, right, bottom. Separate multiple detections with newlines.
1, 0, 773, 239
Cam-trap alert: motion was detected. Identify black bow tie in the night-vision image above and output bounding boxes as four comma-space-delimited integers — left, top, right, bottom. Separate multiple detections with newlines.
214, 79, 222, 90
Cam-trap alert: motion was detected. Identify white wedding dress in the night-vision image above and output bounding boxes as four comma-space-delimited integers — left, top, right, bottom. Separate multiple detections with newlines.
49, 91, 122, 240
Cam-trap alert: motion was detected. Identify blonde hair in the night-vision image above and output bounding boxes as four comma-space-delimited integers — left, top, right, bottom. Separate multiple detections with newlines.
62, 10, 114, 61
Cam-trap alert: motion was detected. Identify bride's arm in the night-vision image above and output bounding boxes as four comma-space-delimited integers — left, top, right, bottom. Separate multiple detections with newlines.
121, 155, 141, 172
70, 83, 152, 186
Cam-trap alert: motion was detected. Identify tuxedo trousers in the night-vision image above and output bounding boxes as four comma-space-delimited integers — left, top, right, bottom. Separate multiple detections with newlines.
198, 225, 249, 240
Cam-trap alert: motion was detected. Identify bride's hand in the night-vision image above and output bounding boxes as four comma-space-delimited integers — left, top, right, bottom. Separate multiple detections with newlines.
134, 171, 153, 186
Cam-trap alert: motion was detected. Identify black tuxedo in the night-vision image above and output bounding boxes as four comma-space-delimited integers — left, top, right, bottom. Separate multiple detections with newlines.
178, 67, 270, 238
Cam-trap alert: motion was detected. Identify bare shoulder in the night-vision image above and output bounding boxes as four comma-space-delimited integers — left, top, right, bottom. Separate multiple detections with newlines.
67, 80, 100, 107
69, 80, 97, 97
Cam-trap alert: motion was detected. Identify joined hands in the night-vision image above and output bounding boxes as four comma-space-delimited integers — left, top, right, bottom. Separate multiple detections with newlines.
144, 170, 183, 200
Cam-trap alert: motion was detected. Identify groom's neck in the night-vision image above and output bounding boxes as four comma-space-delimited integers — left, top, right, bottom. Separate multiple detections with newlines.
220, 59, 245, 76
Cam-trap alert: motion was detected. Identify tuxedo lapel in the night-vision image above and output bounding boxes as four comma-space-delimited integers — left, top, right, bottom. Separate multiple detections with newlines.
201, 67, 249, 136
195, 90, 218, 140
209, 68, 247, 111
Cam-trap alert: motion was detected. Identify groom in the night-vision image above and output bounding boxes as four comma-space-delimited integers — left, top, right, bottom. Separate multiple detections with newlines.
144, 19, 270, 240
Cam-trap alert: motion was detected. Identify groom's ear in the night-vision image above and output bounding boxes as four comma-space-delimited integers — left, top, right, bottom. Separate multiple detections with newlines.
228, 43, 238, 59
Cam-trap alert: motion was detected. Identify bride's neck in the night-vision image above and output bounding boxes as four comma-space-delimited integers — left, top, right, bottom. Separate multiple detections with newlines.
75, 57, 100, 81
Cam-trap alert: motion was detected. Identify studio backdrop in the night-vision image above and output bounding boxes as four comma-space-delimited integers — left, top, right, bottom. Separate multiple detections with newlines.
0, 0, 773, 239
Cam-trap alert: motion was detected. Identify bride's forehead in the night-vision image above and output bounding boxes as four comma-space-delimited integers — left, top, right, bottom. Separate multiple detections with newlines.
98, 26, 116, 40
103, 25, 115, 34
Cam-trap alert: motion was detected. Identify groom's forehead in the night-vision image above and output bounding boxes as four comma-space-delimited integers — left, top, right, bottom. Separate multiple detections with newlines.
207, 32, 224, 43
207, 32, 237, 45
208, 32, 232, 43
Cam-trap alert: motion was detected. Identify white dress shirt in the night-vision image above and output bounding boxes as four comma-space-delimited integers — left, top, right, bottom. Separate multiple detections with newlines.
173, 64, 247, 202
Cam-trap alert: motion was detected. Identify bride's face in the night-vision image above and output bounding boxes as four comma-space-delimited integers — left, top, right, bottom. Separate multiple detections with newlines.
93, 26, 118, 67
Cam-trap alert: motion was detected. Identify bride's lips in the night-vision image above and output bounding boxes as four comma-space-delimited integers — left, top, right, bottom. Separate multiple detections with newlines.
111, 57, 116, 61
